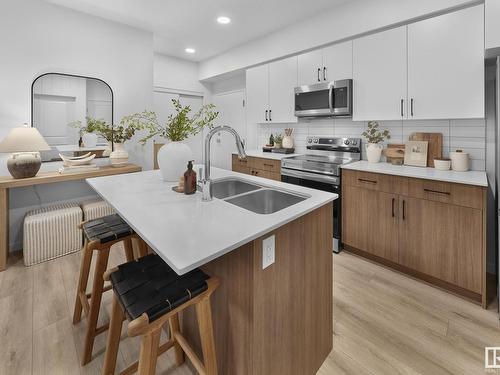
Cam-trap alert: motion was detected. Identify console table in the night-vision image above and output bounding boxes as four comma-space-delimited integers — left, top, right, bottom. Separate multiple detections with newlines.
0, 163, 142, 271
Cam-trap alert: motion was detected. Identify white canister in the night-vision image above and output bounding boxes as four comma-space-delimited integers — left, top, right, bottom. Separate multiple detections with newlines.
282, 136, 294, 149
450, 151, 469, 172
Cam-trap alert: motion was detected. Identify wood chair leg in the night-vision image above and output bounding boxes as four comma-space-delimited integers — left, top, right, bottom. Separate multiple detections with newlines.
137, 238, 149, 258
196, 298, 218, 375
123, 237, 134, 262
168, 313, 185, 366
137, 326, 162, 375
73, 240, 92, 324
102, 295, 125, 375
82, 246, 110, 366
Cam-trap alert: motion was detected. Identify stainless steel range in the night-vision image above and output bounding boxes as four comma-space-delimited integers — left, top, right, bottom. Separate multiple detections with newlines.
281, 137, 362, 253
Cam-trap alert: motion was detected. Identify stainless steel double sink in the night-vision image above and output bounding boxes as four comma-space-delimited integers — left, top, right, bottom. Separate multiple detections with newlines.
211, 178, 308, 214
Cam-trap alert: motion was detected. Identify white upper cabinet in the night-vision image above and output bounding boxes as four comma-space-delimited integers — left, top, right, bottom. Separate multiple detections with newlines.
269, 56, 298, 123
353, 26, 407, 121
298, 49, 323, 86
246, 64, 269, 124
298, 42, 353, 85
407, 5, 484, 120
486, 0, 500, 51
322, 41, 353, 82
246, 56, 298, 124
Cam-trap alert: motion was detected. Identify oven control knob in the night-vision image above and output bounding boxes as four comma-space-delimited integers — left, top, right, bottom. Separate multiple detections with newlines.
307, 138, 312, 143
351, 140, 357, 145
313, 139, 319, 143
344, 140, 350, 145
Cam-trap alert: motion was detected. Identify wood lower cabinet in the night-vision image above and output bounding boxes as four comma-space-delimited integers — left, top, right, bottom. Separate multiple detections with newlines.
398, 197, 483, 294
232, 155, 281, 181
342, 169, 487, 306
342, 186, 399, 262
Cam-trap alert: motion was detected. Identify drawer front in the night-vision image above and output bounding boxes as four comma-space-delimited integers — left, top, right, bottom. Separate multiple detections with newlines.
343, 170, 408, 195
251, 157, 281, 173
232, 154, 250, 170
407, 178, 484, 209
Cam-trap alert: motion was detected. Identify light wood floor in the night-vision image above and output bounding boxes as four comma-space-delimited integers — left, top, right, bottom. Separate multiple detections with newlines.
1, 246, 499, 375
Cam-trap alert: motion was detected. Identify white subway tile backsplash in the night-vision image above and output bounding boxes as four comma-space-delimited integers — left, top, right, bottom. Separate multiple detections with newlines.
257, 117, 486, 171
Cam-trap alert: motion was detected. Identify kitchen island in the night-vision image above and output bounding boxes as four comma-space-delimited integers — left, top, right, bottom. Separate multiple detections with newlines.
87, 167, 336, 375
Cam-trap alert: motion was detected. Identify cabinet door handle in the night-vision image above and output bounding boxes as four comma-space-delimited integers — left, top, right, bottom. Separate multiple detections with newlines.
269, 109, 272, 122
410, 98, 414, 117
424, 188, 450, 196
323, 67, 327, 81
391, 198, 395, 217
401, 99, 404, 117
263, 163, 274, 168
317, 68, 321, 82
402, 200, 406, 220
358, 178, 377, 184
265, 110, 268, 121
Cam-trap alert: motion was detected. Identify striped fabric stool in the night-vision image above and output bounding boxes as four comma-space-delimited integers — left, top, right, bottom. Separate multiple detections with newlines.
23, 203, 82, 266
81, 198, 115, 222
72, 214, 148, 365
102, 254, 219, 375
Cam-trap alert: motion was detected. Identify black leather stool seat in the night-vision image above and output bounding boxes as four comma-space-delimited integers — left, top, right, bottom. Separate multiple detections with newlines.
82, 214, 133, 244
109, 254, 209, 322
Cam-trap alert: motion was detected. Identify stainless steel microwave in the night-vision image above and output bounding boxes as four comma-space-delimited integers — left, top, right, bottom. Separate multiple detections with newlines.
294, 79, 352, 118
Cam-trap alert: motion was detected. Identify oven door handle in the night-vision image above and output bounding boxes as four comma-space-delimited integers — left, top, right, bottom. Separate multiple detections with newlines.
281, 168, 339, 185
328, 83, 334, 114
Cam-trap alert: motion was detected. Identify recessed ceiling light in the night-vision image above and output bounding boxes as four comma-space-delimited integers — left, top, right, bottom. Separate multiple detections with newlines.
217, 16, 231, 24
185, 48, 196, 54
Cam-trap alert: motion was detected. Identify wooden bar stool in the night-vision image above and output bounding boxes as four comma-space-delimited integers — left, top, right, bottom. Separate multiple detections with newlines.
72, 214, 148, 365
101, 253, 219, 375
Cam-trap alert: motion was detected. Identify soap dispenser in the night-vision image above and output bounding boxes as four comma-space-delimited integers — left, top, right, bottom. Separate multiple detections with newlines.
184, 160, 197, 195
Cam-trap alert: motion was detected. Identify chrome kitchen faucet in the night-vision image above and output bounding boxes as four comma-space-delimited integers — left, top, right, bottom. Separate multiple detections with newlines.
201, 126, 247, 201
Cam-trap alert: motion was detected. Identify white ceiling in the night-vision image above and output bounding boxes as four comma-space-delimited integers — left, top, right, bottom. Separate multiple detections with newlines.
45, 0, 352, 61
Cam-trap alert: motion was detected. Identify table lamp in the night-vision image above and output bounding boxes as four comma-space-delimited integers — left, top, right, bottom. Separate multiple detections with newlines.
0, 126, 51, 179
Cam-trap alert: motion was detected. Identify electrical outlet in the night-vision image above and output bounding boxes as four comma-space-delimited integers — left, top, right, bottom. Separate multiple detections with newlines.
262, 235, 275, 269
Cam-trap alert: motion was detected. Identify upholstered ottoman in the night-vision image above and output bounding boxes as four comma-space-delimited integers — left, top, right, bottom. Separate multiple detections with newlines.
23, 203, 83, 266
81, 198, 115, 221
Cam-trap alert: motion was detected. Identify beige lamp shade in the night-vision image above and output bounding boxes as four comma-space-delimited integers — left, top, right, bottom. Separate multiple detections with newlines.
0, 127, 51, 153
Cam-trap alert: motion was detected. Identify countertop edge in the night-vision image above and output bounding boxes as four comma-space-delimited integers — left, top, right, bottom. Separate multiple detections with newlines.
341, 161, 488, 187
170, 195, 337, 274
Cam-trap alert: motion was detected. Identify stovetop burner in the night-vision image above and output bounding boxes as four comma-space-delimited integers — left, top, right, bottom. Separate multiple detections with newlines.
281, 137, 362, 177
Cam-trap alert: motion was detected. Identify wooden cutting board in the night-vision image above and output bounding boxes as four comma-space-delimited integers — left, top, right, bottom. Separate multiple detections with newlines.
409, 133, 443, 167
383, 144, 405, 165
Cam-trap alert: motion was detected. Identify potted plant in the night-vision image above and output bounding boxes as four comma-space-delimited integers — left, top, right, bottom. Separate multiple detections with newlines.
273, 133, 283, 149
139, 99, 219, 181
361, 121, 391, 163
68, 117, 105, 148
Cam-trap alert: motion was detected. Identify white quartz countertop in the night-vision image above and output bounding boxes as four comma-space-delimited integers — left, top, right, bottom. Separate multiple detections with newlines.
87, 168, 336, 274
342, 161, 488, 187
232, 150, 302, 160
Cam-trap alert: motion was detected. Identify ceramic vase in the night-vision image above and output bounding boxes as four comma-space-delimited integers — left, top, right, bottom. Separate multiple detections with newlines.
282, 136, 294, 149
157, 141, 193, 182
366, 143, 383, 163
82, 133, 98, 148
109, 143, 129, 167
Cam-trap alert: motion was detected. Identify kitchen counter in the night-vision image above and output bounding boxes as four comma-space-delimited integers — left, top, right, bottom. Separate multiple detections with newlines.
232, 149, 301, 160
87, 167, 336, 274
342, 160, 488, 187
87, 167, 335, 375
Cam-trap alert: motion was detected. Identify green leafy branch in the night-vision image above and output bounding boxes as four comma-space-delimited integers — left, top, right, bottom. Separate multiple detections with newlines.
139, 99, 219, 143
361, 121, 391, 144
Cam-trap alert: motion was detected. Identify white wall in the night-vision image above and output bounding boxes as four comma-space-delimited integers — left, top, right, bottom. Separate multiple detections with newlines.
199, 0, 481, 80
154, 53, 208, 94
0, 0, 154, 250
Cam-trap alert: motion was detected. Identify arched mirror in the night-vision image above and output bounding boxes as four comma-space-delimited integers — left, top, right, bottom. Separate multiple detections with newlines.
31, 73, 113, 162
